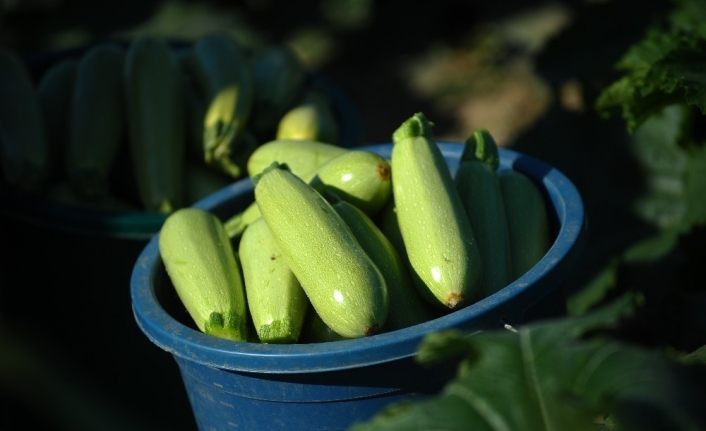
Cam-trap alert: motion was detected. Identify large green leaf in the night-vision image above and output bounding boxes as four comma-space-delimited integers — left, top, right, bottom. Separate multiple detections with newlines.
595, 29, 684, 131
351, 299, 706, 431
595, 0, 706, 132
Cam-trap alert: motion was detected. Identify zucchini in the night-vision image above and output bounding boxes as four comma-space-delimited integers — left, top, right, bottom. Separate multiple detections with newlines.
37, 58, 77, 178
239, 218, 308, 343
226, 149, 389, 239
176, 49, 208, 161
191, 33, 253, 177
309, 150, 392, 215
67, 43, 125, 198
376, 200, 438, 306
0, 48, 49, 191
254, 163, 388, 338
376, 201, 407, 262
224, 201, 262, 240
333, 200, 433, 330
250, 45, 306, 134
500, 170, 551, 279
159, 208, 248, 341
247, 138, 346, 180
124, 36, 185, 213
391, 113, 482, 309
276, 89, 339, 145
455, 129, 512, 296
301, 308, 347, 343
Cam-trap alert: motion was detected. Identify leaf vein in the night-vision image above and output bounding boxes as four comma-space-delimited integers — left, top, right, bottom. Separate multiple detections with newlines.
520, 329, 553, 431
572, 343, 622, 391
448, 384, 513, 431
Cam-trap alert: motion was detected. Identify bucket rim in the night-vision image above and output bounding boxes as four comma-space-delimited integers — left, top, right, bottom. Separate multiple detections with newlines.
130, 142, 586, 374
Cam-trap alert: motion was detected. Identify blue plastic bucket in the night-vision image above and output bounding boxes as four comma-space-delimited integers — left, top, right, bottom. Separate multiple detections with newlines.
130, 142, 586, 431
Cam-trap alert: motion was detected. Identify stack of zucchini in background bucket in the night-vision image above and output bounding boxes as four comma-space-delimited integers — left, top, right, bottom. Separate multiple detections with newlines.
0, 31, 358, 431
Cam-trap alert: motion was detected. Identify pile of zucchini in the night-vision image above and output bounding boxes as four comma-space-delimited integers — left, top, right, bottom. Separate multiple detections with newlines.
0, 33, 340, 213
159, 113, 552, 344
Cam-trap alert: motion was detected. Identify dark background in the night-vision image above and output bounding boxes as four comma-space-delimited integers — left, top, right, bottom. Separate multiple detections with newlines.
0, 1, 684, 430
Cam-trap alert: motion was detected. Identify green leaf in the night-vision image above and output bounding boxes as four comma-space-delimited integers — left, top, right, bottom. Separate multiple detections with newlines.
352, 300, 706, 431
645, 41, 706, 112
595, 76, 679, 133
595, 28, 685, 131
567, 259, 620, 316
595, 1, 706, 132
532, 292, 639, 341
414, 329, 477, 366
567, 226, 681, 318
350, 396, 497, 431
621, 229, 681, 263
680, 345, 706, 365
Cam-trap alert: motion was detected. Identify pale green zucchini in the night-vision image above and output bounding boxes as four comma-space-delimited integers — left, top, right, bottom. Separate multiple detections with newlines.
226, 148, 390, 239
333, 200, 433, 330
275, 89, 339, 145
190, 33, 253, 177
246, 139, 346, 180
254, 164, 388, 338
239, 218, 308, 343
391, 112, 482, 309
159, 208, 248, 341
309, 150, 392, 215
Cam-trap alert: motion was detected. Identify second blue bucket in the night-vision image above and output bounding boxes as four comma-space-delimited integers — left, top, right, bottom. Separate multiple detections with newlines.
131, 142, 586, 431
